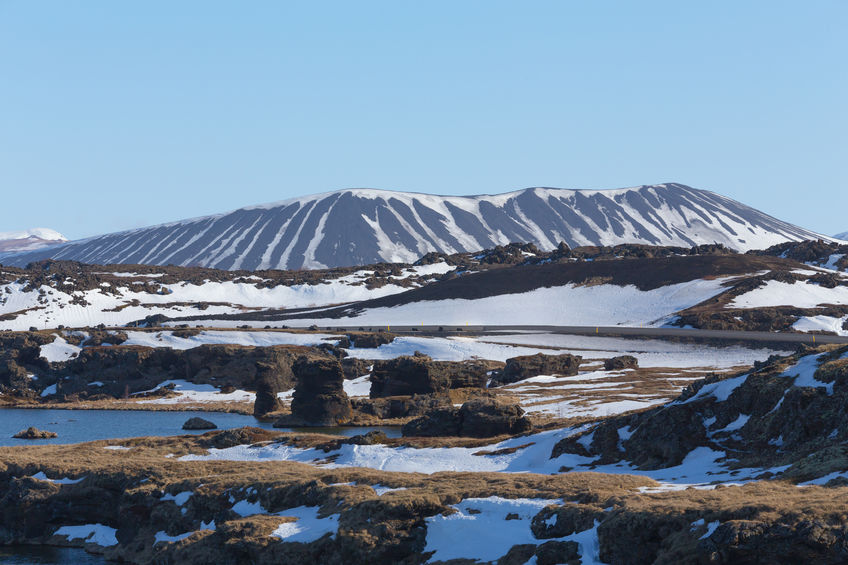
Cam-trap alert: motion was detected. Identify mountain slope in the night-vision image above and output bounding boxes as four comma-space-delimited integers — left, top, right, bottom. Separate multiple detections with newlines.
0, 228, 66, 254
835, 231, 848, 241
0, 184, 828, 270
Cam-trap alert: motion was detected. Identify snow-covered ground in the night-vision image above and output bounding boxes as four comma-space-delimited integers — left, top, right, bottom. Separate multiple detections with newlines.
346, 334, 785, 368
179, 427, 787, 489
729, 280, 848, 309
121, 329, 340, 350
53, 523, 118, 547
0, 266, 449, 330
425, 497, 575, 563
792, 315, 848, 336
135, 380, 255, 405
215, 278, 734, 328
39, 335, 82, 362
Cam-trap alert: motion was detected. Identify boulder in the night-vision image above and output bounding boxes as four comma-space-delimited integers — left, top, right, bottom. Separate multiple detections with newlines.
492, 353, 582, 386
402, 398, 531, 438
182, 417, 217, 430
350, 332, 396, 348
370, 356, 488, 398
604, 355, 638, 371
13, 427, 57, 439
289, 358, 352, 426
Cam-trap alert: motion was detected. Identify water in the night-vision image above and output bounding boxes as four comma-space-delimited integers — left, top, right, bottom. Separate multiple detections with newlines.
0, 546, 107, 564
0, 408, 400, 446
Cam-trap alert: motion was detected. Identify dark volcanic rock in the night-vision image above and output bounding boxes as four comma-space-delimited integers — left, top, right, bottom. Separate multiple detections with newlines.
182, 417, 217, 430
604, 355, 638, 371
57, 345, 183, 398
458, 398, 533, 438
341, 357, 371, 380
13, 427, 57, 439
350, 332, 395, 348
531, 505, 606, 539
694, 519, 848, 565
0, 332, 53, 396
401, 407, 462, 437
184, 344, 297, 390
288, 358, 352, 426
252, 362, 288, 418
43, 342, 300, 403
402, 398, 531, 438
370, 356, 488, 398
492, 353, 582, 386
352, 394, 453, 420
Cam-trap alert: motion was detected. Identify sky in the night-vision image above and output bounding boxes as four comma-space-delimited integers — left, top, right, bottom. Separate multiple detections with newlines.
0, 1, 845, 240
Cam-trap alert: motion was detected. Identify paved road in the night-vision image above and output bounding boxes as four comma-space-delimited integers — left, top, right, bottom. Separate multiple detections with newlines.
309, 324, 848, 345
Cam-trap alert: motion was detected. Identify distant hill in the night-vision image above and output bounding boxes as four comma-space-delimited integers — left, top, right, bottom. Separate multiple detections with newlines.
0, 228, 66, 254
0, 184, 830, 270
835, 231, 848, 241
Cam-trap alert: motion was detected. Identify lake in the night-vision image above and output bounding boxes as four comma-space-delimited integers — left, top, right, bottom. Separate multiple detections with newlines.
0, 407, 400, 446
0, 546, 107, 564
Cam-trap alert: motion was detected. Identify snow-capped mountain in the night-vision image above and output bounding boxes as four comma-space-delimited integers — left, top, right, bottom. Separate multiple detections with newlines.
1, 184, 829, 270
835, 231, 848, 241
0, 228, 67, 254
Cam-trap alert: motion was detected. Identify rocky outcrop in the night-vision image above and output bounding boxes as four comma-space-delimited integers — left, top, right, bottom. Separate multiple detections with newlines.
184, 344, 297, 390
352, 394, 453, 420
20, 342, 305, 404
604, 355, 638, 371
0, 332, 52, 397
370, 356, 488, 398
401, 407, 462, 437
349, 332, 395, 348
12, 427, 57, 439
491, 353, 582, 386
402, 398, 532, 438
55, 345, 183, 398
83, 330, 128, 347
182, 417, 217, 430
286, 358, 352, 426
341, 357, 371, 380
252, 362, 288, 418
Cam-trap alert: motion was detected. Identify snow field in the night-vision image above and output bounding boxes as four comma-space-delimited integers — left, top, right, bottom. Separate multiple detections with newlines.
53, 524, 118, 547
262, 278, 735, 328
729, 280, 848, 309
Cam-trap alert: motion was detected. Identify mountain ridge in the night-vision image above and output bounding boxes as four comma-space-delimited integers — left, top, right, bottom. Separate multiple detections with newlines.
0, 183, 830, 270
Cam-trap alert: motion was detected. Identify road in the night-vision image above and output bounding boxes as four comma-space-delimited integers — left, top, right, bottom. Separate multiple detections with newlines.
310, 324, 848, 346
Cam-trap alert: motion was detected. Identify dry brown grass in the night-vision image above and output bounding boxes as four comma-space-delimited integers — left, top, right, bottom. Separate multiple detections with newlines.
5, 397, 255, 415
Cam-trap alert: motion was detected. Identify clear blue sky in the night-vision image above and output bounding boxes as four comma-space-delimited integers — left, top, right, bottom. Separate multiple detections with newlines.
1, 1, 845, 240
